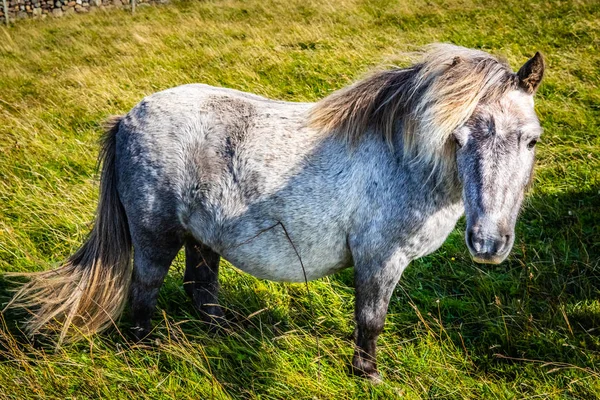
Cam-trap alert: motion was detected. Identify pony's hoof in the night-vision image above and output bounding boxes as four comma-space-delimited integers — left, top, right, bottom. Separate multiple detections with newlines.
201, 308, 232, 334
129, 326, 150, 342
351, 357, 382, 384
365, 371, 383, 384
352, 368, 382, 384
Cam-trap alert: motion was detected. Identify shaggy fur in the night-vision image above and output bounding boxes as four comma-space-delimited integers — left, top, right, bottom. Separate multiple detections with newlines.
5, 44, 544, 379
309, 44, 519, 176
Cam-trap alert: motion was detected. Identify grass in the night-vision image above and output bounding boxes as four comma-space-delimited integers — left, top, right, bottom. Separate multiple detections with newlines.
0, 0, 599, 398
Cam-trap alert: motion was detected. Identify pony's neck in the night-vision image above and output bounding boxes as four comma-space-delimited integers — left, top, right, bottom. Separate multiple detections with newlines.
391, 126, 463, 205
411, 160, 463, 205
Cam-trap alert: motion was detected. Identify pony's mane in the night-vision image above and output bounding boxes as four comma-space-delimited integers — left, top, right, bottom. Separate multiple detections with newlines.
309, 44, 518, 175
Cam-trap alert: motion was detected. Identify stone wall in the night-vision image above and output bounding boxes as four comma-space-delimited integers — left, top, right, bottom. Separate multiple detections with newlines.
0, 0, 166, 21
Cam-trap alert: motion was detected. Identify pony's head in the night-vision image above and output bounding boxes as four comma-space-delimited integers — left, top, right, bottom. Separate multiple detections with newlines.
454, 52, 544, 264
309, 44, 545, 264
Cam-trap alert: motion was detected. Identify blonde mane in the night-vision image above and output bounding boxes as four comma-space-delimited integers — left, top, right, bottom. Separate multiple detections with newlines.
309, 44, 517, 175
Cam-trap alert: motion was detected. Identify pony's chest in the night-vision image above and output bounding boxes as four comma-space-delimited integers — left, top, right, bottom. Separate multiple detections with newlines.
404, 203, 464, 259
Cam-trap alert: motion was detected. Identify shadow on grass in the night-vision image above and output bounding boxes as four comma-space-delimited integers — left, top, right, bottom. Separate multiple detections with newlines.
0, 187, 598, 389
382, 186, 600, 371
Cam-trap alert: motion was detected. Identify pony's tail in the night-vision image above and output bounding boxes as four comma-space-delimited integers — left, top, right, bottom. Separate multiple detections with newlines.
6, 116, 132, 344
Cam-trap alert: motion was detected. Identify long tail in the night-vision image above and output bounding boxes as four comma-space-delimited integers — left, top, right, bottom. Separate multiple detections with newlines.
6, 116, 131, 344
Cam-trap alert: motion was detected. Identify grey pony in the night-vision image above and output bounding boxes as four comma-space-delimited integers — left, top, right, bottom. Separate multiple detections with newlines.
8, 44, 545, 381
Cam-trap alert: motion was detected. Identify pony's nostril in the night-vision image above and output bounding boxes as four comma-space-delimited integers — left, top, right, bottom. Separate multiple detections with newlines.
467, 229, 484, 253
496, 234, 511, 255
468, 225, 512, 261
466, 230, 473, 250
468, 227, 511, 256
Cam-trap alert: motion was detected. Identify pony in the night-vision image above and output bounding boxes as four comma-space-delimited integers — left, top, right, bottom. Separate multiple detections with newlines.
6, 44, 545, 381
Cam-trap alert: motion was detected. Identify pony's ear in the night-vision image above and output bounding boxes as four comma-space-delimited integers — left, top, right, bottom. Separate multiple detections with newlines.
517, 52, 545, 94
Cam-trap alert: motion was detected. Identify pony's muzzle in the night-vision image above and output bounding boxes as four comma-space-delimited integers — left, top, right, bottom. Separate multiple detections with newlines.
465, 225, 512, 264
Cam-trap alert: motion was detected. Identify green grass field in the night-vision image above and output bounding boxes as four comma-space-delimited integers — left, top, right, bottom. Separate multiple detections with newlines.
0, 0, 599, 398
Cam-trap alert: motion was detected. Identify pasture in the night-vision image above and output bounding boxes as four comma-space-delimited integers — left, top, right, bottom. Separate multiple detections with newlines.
0, 0, 599, 398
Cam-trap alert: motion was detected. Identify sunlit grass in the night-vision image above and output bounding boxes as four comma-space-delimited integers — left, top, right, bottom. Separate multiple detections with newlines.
0, 0, 599, 398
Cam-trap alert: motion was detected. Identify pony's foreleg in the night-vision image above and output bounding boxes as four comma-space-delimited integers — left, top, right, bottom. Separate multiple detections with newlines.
352, 253, 407, 382
184, 238, 225, 327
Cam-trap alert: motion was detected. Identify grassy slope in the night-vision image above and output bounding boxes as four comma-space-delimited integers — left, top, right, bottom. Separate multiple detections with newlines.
0, 0, 599, 398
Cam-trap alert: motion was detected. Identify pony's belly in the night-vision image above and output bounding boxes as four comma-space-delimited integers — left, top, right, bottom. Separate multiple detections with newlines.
220, 250, 351, 282
213, 222, 352, 283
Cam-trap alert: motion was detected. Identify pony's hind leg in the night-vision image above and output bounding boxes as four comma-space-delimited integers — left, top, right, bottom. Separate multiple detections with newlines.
184, 238, 225, 326
129, 229, 184, 341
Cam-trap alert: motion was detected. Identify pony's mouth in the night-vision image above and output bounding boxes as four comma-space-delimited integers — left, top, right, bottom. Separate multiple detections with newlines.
470, 252, 509, 265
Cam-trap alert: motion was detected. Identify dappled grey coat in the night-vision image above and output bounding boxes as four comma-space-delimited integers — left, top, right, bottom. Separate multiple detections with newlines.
8, 44, 545, 381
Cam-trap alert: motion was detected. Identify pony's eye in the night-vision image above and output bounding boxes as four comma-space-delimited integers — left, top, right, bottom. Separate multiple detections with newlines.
453, 130, 466, 148
454, 135, 463, 148
527, 139, 538, 149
